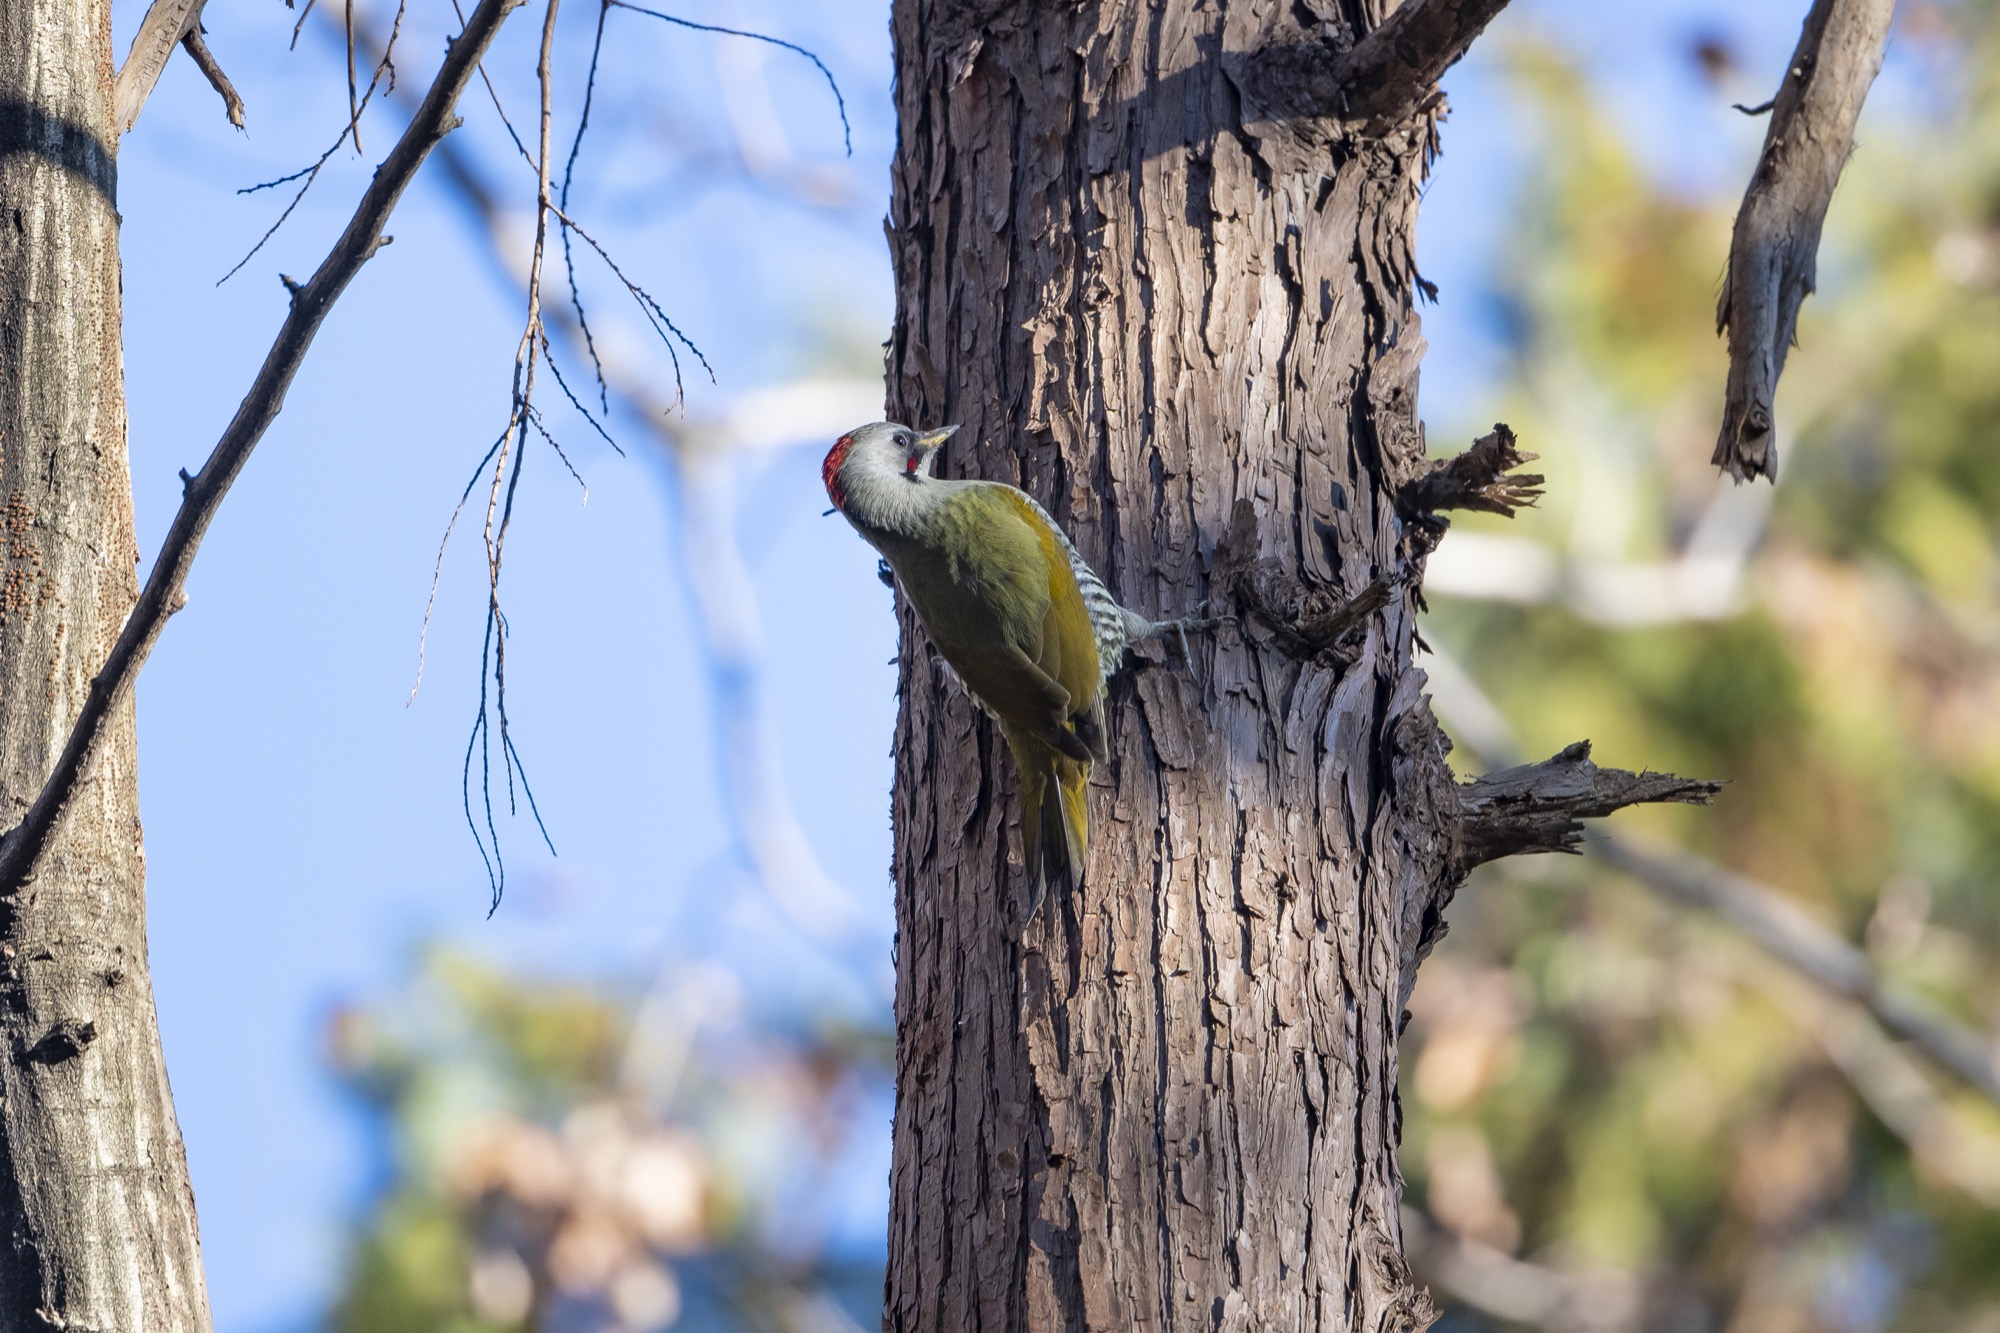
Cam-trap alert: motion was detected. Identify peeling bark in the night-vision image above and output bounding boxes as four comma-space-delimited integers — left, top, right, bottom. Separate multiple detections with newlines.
1713, 0, 1894, 482
0, 0, 211, 1324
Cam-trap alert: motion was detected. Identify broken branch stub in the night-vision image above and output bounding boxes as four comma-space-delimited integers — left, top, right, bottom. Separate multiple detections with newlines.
1401, 422, 1544, 518
1232, 0, 1514, 125
1457, 740, 1720, 871
1218, 498, 1404, 665
1713, 0, 1895, 482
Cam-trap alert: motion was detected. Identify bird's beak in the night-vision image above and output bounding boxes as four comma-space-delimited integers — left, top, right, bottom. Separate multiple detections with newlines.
915, 424, 960, 459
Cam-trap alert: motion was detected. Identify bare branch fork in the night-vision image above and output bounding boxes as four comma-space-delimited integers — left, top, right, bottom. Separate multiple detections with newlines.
114, 0, 247, 131
1235, 0, 1515, 124
1713, 0, 1895, 481
0, 0, 529, 895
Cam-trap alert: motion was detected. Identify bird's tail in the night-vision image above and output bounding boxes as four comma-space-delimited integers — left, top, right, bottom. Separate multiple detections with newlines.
1009, 731, 1089, 933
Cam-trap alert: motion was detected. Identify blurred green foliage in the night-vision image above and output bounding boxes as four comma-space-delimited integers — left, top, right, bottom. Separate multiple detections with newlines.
322, 950, 888, 1332
1408, 5, 2000, 1330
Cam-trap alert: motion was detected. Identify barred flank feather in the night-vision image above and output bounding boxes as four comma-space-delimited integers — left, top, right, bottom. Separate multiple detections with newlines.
1013, 491, 1135, 680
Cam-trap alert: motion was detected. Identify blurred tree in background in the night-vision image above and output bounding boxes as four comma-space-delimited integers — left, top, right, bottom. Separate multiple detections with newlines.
321, 952, 888, 1332
1402, 3, 2000, 1329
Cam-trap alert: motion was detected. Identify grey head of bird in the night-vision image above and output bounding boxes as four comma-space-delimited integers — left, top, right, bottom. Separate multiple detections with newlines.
822, 421, 960, 522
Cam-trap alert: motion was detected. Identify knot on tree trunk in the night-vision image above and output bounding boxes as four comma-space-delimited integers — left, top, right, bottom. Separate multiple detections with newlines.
1227, 0, 1515, 128
1455, 741, 1720, 872
1216, 498, 1404, 665
25, 1017, 96, 1065
1400, 423, 1544, 520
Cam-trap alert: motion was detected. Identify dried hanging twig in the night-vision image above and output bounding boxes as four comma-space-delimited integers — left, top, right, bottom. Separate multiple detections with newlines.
1713, 0, 1896, 481
460, 0, 568, 912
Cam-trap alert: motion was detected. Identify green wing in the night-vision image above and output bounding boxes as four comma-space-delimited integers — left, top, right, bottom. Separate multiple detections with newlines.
888, 482, 1102, 763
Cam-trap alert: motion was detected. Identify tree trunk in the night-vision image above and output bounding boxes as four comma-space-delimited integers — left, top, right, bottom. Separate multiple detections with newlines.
884, 3, 1459, 1330
0, 1, 211, 1325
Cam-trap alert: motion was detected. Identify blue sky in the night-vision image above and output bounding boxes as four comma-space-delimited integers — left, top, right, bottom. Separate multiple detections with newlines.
103, 0, 1854, 1325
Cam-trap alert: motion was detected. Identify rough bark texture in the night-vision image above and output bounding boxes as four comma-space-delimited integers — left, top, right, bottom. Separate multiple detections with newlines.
883, 3, 1460, 1329
1712, 0, 1894, 482
0, 0, 212, 1326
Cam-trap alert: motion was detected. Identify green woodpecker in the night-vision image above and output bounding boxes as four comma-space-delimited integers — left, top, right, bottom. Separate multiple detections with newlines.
823, 420, 1208, 926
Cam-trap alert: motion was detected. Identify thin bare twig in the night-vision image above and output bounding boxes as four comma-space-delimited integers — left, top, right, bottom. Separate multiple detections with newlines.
462, 0, 565, 911
222, 0, 409, 285
345, 0, 363, 154
291, 0, 321, 50
1713, 0, 1895, 481
605, 0, 852, 155
0, 0, 530, 895
559, 0, 616, 411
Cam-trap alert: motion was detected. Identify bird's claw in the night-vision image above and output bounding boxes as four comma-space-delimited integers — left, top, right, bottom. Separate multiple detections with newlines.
1148, 600, 1235, 667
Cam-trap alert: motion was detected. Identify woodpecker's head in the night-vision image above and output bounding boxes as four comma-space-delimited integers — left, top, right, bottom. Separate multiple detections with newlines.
823, 421, 959, 512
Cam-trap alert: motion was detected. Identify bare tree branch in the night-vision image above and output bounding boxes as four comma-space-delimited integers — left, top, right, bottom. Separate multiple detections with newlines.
113, 0, 206, 133
1337, 0, 1515, 121
1713, 0, 1895, 482
0, 0, 529, 894
1236, 0, 1513, 125
180, 26, 244, 130
1598, 836, 2000, 1108
1456, 741, 1719, 870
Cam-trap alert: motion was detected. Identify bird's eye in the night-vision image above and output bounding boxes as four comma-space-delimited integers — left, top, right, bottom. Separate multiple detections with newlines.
900, 432, 914, 447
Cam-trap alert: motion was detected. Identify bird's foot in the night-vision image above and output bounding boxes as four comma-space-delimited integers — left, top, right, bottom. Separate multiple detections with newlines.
1143, 601, 1235, 665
